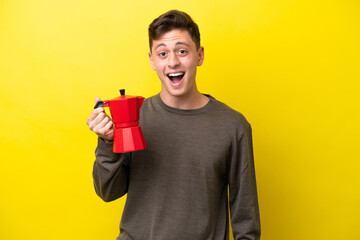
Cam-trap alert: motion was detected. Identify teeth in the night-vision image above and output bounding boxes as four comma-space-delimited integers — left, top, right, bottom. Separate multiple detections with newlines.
168, 72, 184, 77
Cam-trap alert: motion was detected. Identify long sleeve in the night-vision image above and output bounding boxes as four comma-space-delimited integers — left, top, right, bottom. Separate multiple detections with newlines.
228, 123, 261, 240
93, 137, 131, 202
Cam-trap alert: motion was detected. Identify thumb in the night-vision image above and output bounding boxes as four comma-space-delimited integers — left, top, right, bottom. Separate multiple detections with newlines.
95, 97, 101, 104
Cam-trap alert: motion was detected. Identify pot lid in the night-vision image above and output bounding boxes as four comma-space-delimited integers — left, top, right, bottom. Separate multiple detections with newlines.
109, 89, 142, 101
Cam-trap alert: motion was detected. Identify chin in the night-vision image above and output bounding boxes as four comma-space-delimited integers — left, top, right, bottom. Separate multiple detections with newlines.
162, 87, 186, 98
168, 90, 185, 97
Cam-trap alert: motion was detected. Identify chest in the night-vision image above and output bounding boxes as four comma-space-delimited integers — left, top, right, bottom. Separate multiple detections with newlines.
137, 111, 233, 182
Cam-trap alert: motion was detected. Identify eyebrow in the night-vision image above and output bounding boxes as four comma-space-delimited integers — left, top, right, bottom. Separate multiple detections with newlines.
154, 41, 190, 50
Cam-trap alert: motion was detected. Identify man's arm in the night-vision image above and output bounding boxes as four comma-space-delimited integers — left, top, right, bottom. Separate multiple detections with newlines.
93, 137, 131, 202
228, 123, 261, 240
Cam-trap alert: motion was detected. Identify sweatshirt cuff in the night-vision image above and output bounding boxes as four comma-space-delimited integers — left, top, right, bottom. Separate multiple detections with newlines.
96, 137, 116, 156
99, 137, 113, 145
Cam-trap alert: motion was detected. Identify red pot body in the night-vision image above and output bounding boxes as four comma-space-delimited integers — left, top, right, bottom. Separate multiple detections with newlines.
103, 95, 146, 153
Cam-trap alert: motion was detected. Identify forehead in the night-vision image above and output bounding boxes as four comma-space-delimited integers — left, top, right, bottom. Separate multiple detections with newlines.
152, 29, 195, 50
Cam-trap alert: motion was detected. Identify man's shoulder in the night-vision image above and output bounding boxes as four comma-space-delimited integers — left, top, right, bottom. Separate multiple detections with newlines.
210, 97, 251, 128
143, 94, 158, 103
140, 94, 159, 110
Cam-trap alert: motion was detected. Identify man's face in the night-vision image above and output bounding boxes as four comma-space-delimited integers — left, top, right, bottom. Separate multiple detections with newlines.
149, 29, 204, 99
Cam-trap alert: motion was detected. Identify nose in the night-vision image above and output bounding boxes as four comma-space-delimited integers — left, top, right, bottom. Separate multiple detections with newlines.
168, 52, 180, 68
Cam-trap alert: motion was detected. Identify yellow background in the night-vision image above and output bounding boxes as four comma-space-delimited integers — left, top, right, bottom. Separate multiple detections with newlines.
1, 0, 359, 239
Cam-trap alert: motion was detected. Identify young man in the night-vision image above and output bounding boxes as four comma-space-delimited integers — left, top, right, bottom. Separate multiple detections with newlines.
87, 10, 260, 240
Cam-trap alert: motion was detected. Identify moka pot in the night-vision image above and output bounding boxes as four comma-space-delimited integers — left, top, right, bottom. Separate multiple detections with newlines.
94, 89, 146, 153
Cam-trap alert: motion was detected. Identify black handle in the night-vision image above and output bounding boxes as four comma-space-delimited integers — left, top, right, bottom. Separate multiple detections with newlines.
94, 100, 104, 109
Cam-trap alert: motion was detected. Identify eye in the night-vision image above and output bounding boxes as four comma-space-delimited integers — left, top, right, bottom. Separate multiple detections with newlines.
158, 52, 167, 58
178, 49, 188, 56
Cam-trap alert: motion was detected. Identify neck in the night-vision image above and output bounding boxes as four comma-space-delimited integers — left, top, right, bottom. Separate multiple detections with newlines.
160, 89, 209, 110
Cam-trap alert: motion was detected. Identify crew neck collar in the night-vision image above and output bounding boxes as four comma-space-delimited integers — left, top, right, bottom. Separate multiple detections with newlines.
154, 93, 215, 115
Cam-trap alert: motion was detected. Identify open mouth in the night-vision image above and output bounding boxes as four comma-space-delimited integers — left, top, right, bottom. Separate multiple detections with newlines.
167, 72, 185, 86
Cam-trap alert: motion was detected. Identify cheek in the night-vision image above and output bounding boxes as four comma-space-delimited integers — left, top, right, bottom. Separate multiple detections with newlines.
155, 69, 167, 82
154, 60, 166, 71
184, 56, 198, 67
184, 60, 198, 73
155, 69, 163, 78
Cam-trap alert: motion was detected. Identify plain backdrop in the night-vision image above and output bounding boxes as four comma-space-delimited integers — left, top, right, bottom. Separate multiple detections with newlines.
1, 0, 359, 239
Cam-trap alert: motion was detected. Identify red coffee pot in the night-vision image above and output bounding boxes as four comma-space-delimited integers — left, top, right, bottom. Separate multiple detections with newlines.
94, 89, 146, 153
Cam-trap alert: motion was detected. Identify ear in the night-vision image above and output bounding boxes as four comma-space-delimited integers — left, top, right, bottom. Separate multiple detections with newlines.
197, 46, 204, 66
148, 52, 156, 70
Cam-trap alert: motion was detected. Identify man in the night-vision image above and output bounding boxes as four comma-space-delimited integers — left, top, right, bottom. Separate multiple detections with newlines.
87, 10, 260, 240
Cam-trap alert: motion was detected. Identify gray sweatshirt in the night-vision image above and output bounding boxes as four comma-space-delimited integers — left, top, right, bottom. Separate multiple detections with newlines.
93, 94, 260, 240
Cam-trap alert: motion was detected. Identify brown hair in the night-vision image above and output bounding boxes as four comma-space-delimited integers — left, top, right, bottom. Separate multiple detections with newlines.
148, 10, 201, 51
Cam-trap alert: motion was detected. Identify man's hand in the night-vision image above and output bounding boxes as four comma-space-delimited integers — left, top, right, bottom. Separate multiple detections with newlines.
86, 97, 114, 142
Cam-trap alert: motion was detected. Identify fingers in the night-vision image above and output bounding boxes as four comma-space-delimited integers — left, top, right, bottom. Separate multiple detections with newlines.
87, 110, 110, 130
92, 113, 112, 133
94, 118, 114, 140
95, 119, 114, 137
87, 97, 114, 141
86, 107, 105, 126
86, 106, 114, 140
